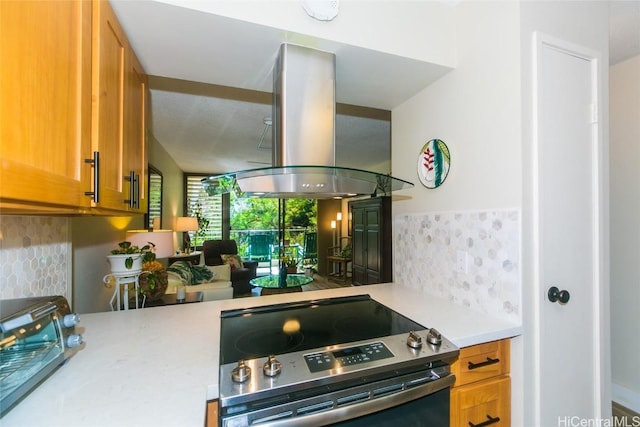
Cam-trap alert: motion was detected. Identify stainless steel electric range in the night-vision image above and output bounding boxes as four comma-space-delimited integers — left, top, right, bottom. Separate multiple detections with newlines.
218, 295, 459, 427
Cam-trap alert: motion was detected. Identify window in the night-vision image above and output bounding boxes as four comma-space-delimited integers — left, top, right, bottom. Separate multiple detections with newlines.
185, 175, 223, 246
146, 165, 162, 228
185, 174, 317, 261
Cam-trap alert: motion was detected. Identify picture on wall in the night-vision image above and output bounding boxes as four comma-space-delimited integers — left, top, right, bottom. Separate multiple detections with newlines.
417, 138, 450, 189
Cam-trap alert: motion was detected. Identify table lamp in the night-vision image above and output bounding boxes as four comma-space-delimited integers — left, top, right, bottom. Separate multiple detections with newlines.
125, 229, 174, 260
175, 217, 199, 254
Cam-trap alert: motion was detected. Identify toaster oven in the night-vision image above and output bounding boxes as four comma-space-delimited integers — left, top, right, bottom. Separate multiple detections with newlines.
0, 295, 83, 417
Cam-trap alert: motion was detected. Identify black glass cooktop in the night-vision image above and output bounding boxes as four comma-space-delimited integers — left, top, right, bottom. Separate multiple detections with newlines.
219, 294, 426, 365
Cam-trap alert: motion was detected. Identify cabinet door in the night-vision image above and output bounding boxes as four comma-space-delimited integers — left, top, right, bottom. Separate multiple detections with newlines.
365, 205, 382, 283
91, 0, 128, 212
451, 375, 510, 427
0, 0, 92, 212
348, 197, 392, 285
351, 205, 366, 284
535, 35, 607, 423
123, 49, 148, 213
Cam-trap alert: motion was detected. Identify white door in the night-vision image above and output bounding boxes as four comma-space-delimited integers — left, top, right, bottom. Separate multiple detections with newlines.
534, 33, 608, 425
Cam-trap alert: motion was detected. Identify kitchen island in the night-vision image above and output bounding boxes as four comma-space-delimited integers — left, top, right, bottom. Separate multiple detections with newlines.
2, 283, 521, 427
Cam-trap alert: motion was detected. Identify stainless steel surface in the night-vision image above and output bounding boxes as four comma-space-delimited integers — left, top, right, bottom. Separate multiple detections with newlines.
406, 331, 423, 349
0, 296, 82, 417
221, 366, 455, 427
202, 44, 414, 199
218, 296, 458, 426
231, 360, 251, 383
427, 328, 443, 346
273, 44, 335, 169
219, 330, 458, 407
262, 355, 282, 377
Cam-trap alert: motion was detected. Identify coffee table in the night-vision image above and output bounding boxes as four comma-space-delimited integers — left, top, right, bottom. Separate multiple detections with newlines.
250, 274, 313, 295
142, 291, 203, 307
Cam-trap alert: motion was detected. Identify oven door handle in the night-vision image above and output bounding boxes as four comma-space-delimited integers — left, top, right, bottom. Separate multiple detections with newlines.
260, 374, 456, 427
0, 302, 58, 333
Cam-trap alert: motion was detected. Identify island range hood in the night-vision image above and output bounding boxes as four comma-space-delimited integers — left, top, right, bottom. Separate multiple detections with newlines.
203, 43, 413, 199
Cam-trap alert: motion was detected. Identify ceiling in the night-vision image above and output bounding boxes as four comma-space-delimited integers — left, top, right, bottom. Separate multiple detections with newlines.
110, 0, 640, 175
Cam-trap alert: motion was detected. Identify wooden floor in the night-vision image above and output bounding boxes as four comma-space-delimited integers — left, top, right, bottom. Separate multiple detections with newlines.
301, 274, 352, 291
613, 402, 639, 424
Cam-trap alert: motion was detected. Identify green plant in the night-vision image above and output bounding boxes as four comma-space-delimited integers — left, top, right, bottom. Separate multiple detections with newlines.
110, 241, 156, 269
191, 201, 209, 246
340, 243, 352, 258
139, 257, 167, 299
281, 255, 297, 268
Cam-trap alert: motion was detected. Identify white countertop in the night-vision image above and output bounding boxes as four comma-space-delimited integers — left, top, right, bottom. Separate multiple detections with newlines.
2, 283, 521, 427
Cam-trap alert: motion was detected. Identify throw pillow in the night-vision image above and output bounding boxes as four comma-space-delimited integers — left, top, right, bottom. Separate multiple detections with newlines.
221, 254, 243, 270
167, 261, 193, 285
191, 265, 215, 284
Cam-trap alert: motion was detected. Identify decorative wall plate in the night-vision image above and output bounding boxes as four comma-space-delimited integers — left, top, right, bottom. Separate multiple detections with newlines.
417, 139, 450, 189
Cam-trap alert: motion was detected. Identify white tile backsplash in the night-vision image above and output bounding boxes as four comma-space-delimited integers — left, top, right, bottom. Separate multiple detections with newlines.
0, 216, 71, 300
394, 209, 520, 323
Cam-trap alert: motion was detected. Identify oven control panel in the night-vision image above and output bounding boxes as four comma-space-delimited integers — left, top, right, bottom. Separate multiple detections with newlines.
304, 341, 393, 373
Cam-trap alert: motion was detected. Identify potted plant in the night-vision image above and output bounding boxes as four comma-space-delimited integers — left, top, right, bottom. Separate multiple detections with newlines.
138, 254, 168, 301
281, 255, 298, 274
107, 241, 154, 275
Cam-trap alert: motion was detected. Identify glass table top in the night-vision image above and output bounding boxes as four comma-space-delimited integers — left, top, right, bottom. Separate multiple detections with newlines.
251, 274, 313, 289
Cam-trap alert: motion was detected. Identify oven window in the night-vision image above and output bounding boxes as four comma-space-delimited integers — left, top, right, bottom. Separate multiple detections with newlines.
329, 388, 449, 427
0, 316, 62, 399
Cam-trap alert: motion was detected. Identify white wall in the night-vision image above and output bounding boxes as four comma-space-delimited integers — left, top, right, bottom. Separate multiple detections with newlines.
392, 1, 611, 424
390, 2, 523, 423
610, 54, 640, 413
156, 0, 456, 68
149, 132, 185, 247
392, 1, 522, 214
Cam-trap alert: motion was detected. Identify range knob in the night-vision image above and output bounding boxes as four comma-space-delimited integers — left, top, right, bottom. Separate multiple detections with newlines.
62, 313, 80, 328
66, 334, 83, 348
263, 355, 282, 377
426, 328, 442, 346
406, 331, 423, 349
231, 360, 251, 383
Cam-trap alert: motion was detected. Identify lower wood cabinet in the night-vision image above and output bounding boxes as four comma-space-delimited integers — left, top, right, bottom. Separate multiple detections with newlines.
450, 339, 511, 426
206, 400, 218, 427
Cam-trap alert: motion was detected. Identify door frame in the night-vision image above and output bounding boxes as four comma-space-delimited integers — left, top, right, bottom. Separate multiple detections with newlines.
530, 31, 610, 422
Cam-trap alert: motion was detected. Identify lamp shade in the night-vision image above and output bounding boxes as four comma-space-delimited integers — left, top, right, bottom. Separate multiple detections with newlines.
126, 230, 174, 259
175, 217, 199, 232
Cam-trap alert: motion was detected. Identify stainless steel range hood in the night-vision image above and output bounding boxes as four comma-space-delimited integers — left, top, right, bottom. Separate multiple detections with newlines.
203, 43, 413, 199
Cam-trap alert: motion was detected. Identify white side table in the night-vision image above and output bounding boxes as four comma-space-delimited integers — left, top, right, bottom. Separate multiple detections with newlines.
104, 272, 142, 311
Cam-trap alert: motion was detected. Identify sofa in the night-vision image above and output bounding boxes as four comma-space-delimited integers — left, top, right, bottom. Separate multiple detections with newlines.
202, 240, 258, 297
166, 262, 233, 302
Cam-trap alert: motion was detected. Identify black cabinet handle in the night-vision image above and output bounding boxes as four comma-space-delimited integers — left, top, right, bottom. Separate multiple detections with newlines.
125, 171, 135, 208
469, 414, 501, 427
84, 151, 100, 203
133, 173, 140, 209
548, 286, 570, 304
467, 357, 500, 370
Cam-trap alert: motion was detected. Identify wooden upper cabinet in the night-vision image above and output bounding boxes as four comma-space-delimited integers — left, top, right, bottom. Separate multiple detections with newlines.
123, 49, 148, 214
0, 0, 148, 215
90, 0, 147, 214
0, 0, 93, 213
92, 0, 136, 213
